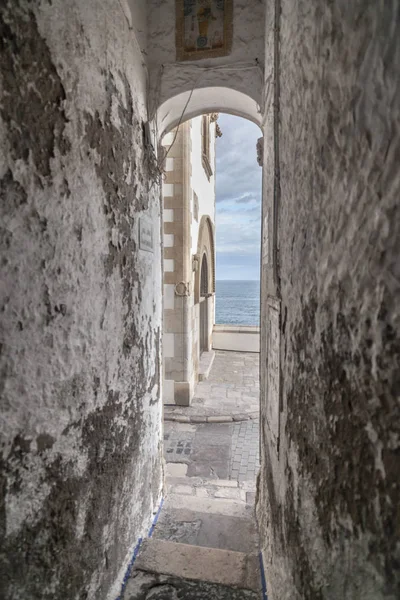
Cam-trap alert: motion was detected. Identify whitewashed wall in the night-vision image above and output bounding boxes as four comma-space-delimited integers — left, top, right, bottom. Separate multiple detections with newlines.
190, 117, 216, 255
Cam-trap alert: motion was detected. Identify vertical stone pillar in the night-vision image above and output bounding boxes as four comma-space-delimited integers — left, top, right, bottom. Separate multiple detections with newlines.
162, 122, 193, 406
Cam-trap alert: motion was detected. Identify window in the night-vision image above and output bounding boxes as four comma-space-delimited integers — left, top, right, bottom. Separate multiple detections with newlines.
201, 115, 213, 179
193, 191, 199, 222
200, 254, 208, 297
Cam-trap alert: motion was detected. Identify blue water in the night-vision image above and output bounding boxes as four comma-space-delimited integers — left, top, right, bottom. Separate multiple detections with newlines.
215, 280, 260, 326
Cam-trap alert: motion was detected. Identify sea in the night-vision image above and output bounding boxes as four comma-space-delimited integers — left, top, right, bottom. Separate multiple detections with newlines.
215, 280, 260, 326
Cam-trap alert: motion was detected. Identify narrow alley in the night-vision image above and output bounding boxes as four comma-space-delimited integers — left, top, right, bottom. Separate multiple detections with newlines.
1, 2, 398, 599
121, 351, 263, 599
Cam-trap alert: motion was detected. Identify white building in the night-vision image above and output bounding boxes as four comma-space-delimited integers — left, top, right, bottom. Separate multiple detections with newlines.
162, 114, 220, 406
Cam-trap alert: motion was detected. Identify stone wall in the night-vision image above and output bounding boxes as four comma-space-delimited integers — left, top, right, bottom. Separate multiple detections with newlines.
257, 1, 400, 599
0, 1, 163, 599
162, 124, 193, 405
2, 0, 398, 598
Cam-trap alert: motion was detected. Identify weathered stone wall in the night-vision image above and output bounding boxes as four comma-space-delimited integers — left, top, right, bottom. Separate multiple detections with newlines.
0, 1, 163, 599
257, 1, 400, 599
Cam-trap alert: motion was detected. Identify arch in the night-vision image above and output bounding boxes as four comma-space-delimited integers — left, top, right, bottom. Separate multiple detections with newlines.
156, 86, 262, 139
195, 215, 215, 304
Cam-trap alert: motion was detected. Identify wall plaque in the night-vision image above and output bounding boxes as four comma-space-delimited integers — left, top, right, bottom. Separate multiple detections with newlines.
139, 218, 154, 253
266, 296, 280, 447
176, 0, 233, 61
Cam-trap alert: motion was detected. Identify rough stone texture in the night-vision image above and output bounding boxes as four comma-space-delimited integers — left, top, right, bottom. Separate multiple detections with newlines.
132, 538, 261, 592
257, 2, 400, 599
153, 505, 258, 554
164, 415, 260, 484
0, 1, 163, 599
124, 570, 260, 600
2, 0, 399, 598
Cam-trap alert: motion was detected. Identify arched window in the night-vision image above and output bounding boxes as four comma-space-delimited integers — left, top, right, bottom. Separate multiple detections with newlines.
200, 254, 208, 297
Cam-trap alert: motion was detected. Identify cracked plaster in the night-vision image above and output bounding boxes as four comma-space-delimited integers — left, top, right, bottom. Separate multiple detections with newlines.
0, 1, 162, 599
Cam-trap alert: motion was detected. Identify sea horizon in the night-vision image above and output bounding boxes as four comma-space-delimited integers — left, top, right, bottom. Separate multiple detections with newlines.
215, 279, 260, 326
216, 278, 260, 282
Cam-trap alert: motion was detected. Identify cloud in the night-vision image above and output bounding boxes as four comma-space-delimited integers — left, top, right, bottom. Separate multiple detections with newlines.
235, 194, 259, 204
215, 114, 262, 279
216, 252, 261, 281
216, 115, 262, 206
216, 210, 261, 255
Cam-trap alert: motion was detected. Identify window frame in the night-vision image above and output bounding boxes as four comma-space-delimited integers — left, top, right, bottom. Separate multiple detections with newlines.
201, 115, 213, 180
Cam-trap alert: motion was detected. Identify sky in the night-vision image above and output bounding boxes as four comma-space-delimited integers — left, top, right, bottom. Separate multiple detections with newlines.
215, 114, 262, 281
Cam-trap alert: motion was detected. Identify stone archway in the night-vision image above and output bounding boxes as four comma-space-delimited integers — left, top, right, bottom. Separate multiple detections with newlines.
156, 87, 262, 139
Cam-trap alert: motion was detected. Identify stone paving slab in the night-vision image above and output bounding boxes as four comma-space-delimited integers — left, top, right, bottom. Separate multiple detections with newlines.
165, 475, 256, 498
164, 420, 260, 484
153, 507, 258, 554
164, 351, 259, 423
186, 423, 232, 479
163, 425, 196, 464
166, 493, 253, 519
230, 419, 260, 482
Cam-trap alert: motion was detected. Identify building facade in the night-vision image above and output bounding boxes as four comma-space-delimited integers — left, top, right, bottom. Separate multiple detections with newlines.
162, 115, 219, 406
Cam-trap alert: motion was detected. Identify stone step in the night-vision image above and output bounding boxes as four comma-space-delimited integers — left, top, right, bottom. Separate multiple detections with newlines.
124, 570, 261, 600
166, 491, 253, 518
127, 538, 261, 593
198, 350, 215, 381
166, 474, 256, 491
165, 475, 257, 505
152, 503, 259, 554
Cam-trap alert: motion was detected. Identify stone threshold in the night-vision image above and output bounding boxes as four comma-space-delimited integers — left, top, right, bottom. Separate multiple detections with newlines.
164, 411, 259, 424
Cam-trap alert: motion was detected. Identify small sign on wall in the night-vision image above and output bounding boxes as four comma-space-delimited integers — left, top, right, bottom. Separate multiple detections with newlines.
139, 217, 154, 253
266, 296, 280, 448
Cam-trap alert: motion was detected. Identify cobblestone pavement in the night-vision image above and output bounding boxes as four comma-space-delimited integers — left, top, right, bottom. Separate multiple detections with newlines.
164, 424, 196, 464
164, 418, 260, 484
136, 353, 261, 600
230, 419, 260, 482
163, 351, 260, 488
164, 351, 259, 422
